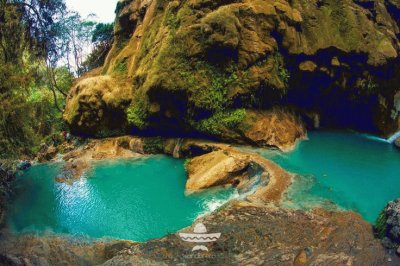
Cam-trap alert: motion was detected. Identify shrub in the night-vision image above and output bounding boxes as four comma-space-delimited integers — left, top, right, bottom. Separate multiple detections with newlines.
126, 97, 148, 129
196, 109, 246, 135
143, 137, 164, 153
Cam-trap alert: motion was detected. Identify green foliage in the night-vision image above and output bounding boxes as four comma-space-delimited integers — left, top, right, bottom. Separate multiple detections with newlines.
114, 59, 128, 73
328, 2, 350, 36
166, 11, 180, 33
185, 61, 242, 113
83, 23, 114, 72
126, 97, 149, 129
95, 129, 124, 138
196, 109, 246, 135
359, 77, 378, 94
92, 23, 114, 44
374, 210, 388, 239
274, 53, 290, 85
143, 137, 164, 154
184, 158, 191, 171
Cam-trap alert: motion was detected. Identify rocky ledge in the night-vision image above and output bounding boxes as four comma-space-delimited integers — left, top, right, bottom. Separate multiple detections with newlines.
2, 202, 399, 265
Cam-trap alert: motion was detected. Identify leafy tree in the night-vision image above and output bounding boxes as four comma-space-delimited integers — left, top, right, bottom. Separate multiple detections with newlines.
0, 0, 73, 158
82, 22, 114, 72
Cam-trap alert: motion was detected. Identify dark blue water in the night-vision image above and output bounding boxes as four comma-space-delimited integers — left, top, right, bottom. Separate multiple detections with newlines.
7, 156, 233, 240
259, 131, 400, 223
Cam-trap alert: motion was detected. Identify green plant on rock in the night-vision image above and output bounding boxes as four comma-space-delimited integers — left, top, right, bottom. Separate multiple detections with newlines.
190, 61, 241, 113
359, 77, 378, 94
166, 11, 180, 33
196, 109, 246, 135
114, 59, 128, 74
374, 210, 388, 239
143, 137, 164, 154
126, 97, 148, 130
184, 158, 191, 171
274, 52, 290, 85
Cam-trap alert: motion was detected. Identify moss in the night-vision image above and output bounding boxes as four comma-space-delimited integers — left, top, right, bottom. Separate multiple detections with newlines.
166, 11, 180, 33
195, 109, 246, 135
374, 210, 388, 239
126, 96, 149, 129
114, 58, 128, 74
63, 97, 79, 124
186, 61, 242, 113
184, 158, 191, 171
143, 137, 164, 153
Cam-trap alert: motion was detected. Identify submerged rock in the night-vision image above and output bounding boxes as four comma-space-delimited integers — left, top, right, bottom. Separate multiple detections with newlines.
375, 198, 400, 252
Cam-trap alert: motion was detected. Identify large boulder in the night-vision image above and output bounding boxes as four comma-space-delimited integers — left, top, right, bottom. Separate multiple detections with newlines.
186, 149, 252, 192
64, 76, 132, 136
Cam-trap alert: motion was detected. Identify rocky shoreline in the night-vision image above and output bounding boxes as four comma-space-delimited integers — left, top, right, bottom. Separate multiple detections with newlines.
1, 136, 399, 265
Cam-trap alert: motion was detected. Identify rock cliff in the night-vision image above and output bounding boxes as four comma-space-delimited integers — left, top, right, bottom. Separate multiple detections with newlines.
64, 0, 400, 145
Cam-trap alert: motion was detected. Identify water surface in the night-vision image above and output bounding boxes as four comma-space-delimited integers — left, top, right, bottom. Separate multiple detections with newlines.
259, 131, 400, 223
8, 155, 233, 241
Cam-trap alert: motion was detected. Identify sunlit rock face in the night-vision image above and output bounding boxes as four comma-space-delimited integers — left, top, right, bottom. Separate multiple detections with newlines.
65, 0, 400, 142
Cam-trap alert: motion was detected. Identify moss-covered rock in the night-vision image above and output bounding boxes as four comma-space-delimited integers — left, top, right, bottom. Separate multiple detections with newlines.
64, 76, 132, 136
64, 0, 400, 144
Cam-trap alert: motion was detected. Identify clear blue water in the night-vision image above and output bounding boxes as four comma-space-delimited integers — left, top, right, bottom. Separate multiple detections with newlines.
7, 155, 233, 241
258, 131, 400, 223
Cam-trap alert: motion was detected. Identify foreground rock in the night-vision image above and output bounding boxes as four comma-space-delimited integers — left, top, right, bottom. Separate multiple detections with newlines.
3, 202, 396, 265
375, 198, 400, 254
0, 233, 134, 266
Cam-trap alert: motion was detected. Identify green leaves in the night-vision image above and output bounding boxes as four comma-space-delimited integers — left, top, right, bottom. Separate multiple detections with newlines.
196, 109, 246, 135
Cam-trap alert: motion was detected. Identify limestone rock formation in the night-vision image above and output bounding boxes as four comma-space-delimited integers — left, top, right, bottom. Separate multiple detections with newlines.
64, 0, 400, 143
185, 149, 252, 191
64, 76, 131, 136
